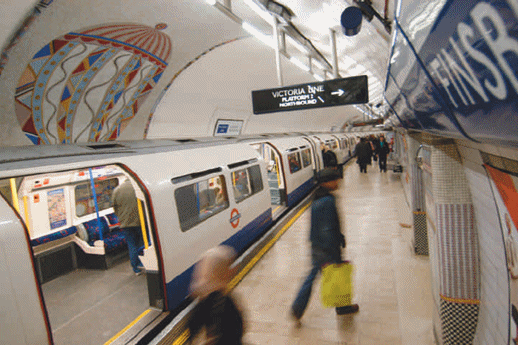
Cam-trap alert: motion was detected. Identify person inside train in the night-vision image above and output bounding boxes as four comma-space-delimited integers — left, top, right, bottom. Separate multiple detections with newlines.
111, 178, 145, 276
321, 143, 338, 169
188, 245, 245, 345
290, 168, 359, 325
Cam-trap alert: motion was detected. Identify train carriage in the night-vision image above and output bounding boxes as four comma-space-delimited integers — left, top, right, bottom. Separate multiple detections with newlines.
0, 139, 272, 345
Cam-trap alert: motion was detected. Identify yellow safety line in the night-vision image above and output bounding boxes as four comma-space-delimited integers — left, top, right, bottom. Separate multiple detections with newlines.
172, 329, 190, 345
104, 309, 151, 345
10, 178, 20, 213
227, 202, 311, 291
144, 202, 311, 345
137, 199, 149, 250
23, 196, 31, 236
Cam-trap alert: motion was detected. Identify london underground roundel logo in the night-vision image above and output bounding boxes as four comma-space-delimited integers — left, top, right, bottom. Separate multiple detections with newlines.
230, 208, 241, 228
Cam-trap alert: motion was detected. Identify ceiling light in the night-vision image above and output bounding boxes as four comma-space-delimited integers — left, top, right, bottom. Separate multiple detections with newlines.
244, 0, 274, 25
289, 57, 310, 72
242, 22, 275, 48
205, 0, 217, 5
313, 74, 324, 81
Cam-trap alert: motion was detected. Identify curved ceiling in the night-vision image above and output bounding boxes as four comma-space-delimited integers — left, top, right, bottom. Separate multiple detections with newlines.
0, 0, 393, 147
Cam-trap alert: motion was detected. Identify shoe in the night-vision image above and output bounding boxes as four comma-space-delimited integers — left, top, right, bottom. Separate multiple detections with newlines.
134, 269, 143, 276
336, 304, 359, 315
290, 309, 302, 328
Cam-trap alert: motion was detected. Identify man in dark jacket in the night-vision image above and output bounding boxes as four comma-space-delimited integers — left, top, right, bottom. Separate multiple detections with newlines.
291, 169, 359, 324
376, 134, 391, 172
354, 137, 372, 173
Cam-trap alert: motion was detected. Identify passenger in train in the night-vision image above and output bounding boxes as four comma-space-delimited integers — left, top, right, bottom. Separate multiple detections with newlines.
290, 168, 359, 325
321, 143, 338, 168
188, 245, 245, 345
111, 179, 144, 276
353, 137, 372, 173
376, 134, 391, 173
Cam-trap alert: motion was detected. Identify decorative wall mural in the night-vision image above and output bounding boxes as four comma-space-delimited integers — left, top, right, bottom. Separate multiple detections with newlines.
15, 23, 172, 144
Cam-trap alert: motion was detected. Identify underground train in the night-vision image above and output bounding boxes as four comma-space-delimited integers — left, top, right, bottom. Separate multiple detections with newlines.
0, 131, 375, 345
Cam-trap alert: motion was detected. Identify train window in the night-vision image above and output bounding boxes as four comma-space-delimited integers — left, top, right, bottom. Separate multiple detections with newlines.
175, 175, 229, 232
288, 152, 302, 173
301, 149, 312, 168
74, 178, 119, 217
232, 165, 263, 203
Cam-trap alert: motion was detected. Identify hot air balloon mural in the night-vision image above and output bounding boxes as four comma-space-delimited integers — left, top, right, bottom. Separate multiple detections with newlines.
15, 23, 172, 144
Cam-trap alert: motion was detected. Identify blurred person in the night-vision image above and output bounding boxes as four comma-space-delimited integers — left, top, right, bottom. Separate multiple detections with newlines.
290, 168, 359, 325
188, 245, 244, 345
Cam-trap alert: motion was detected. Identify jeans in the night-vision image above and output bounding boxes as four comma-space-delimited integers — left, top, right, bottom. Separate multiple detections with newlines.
291, 260, 349, 319
123, 226, 144, 273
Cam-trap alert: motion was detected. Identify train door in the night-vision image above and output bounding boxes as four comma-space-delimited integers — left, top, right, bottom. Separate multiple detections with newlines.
0, 165, 162, 345
302, 136, 322, 173
0, 190, 51, 344
250, 142, 285, 206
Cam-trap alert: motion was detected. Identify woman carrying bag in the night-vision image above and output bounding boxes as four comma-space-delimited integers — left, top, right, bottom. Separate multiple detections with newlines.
290, 168, 359, 325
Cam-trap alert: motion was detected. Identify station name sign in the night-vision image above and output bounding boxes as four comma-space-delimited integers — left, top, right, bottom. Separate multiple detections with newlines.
252, 75, 368, 115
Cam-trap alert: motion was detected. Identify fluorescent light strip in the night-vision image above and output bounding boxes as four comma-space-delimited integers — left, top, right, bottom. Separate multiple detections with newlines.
286, 36, 309, 54
244, 0, 274, 24
242, 22, 274, 48
313, 74, 324, 81
205, 0, 217, 5
313, 59, 326, 70
289, 57, 310, 72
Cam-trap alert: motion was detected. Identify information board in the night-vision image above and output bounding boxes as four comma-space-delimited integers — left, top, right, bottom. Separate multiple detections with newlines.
252, 75, 368, 115
213, 119, 243, 136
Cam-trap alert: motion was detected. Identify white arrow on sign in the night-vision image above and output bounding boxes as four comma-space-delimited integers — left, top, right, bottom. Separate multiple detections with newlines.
331, 89, 344, 96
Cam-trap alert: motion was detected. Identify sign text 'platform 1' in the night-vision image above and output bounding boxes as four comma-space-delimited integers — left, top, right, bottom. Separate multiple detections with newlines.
252, 75, 368, 115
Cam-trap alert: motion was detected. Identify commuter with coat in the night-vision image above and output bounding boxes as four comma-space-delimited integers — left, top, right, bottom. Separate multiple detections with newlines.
354, 137, 372, 173
376, 134, 391, 173
290, 169, 359, 324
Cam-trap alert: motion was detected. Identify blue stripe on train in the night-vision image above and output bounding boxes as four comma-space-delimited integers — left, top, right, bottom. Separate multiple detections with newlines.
165, 208, 273, 311
286, 177, 316, 207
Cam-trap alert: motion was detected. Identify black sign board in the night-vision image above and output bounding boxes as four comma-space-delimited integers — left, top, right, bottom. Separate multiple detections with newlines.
252, 75, 368, 115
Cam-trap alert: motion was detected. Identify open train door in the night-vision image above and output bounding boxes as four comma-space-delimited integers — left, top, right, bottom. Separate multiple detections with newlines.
0, 190, 52, 344
2, 165, 165, 345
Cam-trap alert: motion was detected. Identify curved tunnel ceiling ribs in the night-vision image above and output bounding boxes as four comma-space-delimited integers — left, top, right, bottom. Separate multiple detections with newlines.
14, 23, 171, 145
143, 36, 244, 138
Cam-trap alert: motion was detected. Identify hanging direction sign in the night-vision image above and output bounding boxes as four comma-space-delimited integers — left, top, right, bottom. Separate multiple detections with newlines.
252, 75, 368, 115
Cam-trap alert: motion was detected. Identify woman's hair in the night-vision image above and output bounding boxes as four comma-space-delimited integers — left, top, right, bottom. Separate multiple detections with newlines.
190, 245, 237, 298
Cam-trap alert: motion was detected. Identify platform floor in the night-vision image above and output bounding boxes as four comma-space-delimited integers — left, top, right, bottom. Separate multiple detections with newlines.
234, 161, 435, 345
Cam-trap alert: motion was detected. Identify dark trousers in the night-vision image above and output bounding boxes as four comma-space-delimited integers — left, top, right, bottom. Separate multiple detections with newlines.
379, 157, 387, 172
359, 163, 367, 173
123, 226, 144, 273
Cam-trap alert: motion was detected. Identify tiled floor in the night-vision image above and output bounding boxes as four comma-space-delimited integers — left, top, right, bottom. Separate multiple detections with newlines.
234, 161, 435, 345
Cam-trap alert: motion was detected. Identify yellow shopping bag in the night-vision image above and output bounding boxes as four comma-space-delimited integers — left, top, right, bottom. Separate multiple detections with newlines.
320, 261, 353, 308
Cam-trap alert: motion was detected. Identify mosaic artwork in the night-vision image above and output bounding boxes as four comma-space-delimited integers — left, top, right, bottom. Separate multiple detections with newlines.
14, 23, 172, 144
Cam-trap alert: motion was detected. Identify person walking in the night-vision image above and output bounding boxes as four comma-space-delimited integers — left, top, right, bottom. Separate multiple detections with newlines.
111, 179, 144, 275
354, 137, 372, 173
188, 245, 245, 345
290, 168, 359, 325
377, 134, 391, 172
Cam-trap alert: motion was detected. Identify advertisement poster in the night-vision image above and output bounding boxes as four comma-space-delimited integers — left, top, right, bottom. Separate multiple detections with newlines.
48, 188, 66, 229
485, 164, 518, 344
